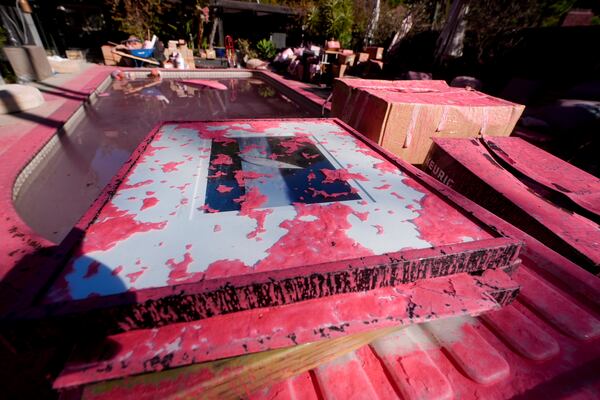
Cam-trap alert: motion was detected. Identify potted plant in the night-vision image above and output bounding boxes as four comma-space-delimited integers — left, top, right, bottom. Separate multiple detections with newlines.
256, 39, 277, 60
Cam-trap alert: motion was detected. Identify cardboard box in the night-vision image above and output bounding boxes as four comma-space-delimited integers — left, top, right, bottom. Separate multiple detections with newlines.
163, 45, 196, 69
364, 46, 383, 60
356, 52, 370, 64
65, 49, 87, 60
331, 78, 450, 116
48, 57, 83, 74
101, 45, 120, 66
338, 53, 355, 66
332, 78, 524, 164
425, 137, 600, 270
332, 64, 347, 78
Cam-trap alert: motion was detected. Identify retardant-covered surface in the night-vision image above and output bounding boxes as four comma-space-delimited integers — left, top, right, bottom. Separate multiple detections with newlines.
424, 137, 600, 272
246, 289, 600, 400
47, 119, 492, 300
71, 260, 600, 400
41, 119, 520, 330
55, 269, 519, 389
482, 136, 600, 221
71, 138, 600, 400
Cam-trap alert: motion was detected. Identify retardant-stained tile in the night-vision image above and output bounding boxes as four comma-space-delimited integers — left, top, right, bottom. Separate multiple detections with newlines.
370, 326, 453, 400
516, 268, 600, 340
425, 316, 510, 385
314, 352, 381, 400
481, 304, 560, 361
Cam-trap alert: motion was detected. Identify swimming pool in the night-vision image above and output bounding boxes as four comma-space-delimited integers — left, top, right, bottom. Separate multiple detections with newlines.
13, 70, 323, 243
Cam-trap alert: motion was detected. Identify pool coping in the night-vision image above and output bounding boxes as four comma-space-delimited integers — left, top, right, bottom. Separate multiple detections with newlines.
0, 67, 332, 318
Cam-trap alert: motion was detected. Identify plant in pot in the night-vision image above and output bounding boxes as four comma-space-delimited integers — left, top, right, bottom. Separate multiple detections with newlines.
256, 39, 277, 61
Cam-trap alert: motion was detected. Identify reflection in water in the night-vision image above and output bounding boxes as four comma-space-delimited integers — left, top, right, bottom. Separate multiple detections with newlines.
205, 136, 360, 213
258, 85, 276, 98
15, 78, 316, 243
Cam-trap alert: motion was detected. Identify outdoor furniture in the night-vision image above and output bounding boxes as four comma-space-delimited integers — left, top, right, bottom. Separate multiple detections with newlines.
22, 45, 53, 80
364, 46, 384, 60
3, 46, 52, 81
2, 47, 35, 81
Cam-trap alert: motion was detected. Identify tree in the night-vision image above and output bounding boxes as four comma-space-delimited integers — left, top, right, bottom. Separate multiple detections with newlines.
364, 0, 380, 45
354, 0, 435, 49
374, 1, 429, 46
106, 0, 172, 40
306, 0, 354, 47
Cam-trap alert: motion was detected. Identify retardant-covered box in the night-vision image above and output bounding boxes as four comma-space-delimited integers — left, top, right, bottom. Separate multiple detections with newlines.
424, 136, 600, 272
332, 78, 524, 164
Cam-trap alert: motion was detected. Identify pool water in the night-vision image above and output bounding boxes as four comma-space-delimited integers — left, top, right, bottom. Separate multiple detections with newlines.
15, 77, 318, 243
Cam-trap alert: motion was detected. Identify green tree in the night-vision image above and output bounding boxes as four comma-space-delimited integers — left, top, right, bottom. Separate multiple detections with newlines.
306, 0, 355, 47
106, 0, 172, 39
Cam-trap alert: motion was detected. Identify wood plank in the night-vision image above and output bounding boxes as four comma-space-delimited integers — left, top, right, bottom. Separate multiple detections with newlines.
111, 50, 160, 66
55, 269, 520, 389
82, 326, 404, 400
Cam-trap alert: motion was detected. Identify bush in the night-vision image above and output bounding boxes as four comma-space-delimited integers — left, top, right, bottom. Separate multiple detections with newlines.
256, 39, 277, 60
237, 38, 257, 59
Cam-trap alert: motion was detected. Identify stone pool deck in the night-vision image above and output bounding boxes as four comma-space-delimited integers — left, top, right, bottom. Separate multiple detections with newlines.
0, 64, 113, 316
